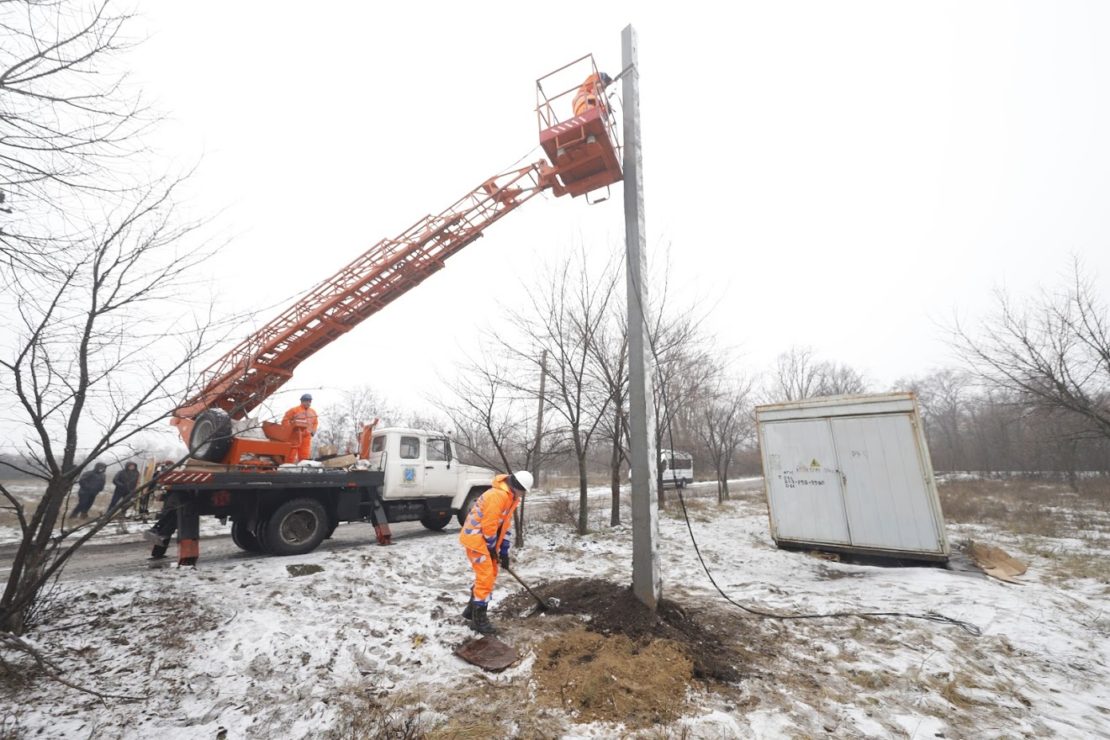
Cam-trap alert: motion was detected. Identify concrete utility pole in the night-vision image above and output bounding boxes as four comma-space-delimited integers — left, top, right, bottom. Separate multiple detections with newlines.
622, 24, 660, 610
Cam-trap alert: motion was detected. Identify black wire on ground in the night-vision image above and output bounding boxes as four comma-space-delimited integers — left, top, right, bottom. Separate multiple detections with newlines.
620, 192, 981, 637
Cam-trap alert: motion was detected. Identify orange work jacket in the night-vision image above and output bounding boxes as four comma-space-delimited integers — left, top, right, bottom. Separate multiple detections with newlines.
572, 73, 608, 117
282, 404, 319, 435
458, 475, 521, 555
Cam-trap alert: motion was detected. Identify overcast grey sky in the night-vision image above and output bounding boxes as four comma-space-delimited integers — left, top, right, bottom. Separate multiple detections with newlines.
129, 1, 1110, 421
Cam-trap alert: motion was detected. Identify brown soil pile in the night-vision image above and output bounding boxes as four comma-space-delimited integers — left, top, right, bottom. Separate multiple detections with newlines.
502, 577, 746, 683
532, 628, 692, 728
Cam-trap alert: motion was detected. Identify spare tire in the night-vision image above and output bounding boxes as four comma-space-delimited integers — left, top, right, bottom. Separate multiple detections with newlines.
190, 408, 233, 462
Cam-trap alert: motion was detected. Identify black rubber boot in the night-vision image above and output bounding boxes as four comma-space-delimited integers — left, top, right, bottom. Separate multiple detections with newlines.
462, 591, 475, 620
469, 604, 495, 635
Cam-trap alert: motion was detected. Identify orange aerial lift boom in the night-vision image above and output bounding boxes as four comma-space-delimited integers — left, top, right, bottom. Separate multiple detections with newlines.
173, 56, 622, 466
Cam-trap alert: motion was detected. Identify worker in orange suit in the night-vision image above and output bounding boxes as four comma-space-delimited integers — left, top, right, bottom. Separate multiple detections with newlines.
459, 471, 534, 634
572, 71, 613, 117
282, 393, 319, 462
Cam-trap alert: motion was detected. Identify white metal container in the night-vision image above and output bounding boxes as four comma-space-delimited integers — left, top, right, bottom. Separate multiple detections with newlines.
756, 392, 949, 561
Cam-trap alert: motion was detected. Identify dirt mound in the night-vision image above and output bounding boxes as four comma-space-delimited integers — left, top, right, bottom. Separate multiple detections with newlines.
502, 577, 745, 683
532, 628, 692, 728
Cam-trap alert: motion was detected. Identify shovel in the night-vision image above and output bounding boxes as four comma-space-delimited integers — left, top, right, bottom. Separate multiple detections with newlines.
504, 564, 552, 611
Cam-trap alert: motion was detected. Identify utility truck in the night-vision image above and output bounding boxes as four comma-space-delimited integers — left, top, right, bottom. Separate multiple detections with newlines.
158, 55, 622, 562
159, 427, 496, 556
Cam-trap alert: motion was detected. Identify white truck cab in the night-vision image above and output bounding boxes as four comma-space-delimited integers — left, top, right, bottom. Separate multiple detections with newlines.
368, 427, 497, 520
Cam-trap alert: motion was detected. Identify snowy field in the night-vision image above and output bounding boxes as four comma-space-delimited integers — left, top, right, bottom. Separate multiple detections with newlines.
1, 479, 1108, 738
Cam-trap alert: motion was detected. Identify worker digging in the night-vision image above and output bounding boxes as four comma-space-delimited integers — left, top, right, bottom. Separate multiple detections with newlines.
458, 471, 533, 634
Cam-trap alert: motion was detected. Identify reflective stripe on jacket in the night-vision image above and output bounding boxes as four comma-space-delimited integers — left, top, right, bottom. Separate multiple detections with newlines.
458, 474, 520, 556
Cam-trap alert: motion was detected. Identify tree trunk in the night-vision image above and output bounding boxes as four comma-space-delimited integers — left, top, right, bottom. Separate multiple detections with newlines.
610, 403, 622, 526
1, 479, 71, 635
573, 431, 589, 535
577, 455, 590, 535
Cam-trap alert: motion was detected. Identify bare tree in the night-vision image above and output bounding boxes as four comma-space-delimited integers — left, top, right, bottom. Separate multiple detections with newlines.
896, 369, 972, 471
769, 346, 825, 402
590, 305, 629, 526
500, 248, 618, 535
768, 346, 868, 402
440, 350, 568, 546
315, 384, 397, 453
693, 373, 755, 502
0, 183, 217, 636
816, 362, 868, 396
637, 257, 720, 507
953, 263, 1110, 442
0, 1, 219, 638
1, 0, 149, 272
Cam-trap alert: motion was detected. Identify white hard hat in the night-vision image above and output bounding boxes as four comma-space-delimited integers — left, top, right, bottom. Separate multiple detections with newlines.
509, 470, 534, 492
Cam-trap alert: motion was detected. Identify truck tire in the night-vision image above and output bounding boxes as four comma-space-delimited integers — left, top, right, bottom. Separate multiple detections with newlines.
231, 520, 264, 553
420, 510, 452, 531
456, 489, 482, 526
190, 408, 233, 462
262, 498, 330, 556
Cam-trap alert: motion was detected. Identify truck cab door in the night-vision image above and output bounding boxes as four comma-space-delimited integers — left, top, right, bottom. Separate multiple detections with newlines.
384, 433, 425, 499
422, 437, 455, 497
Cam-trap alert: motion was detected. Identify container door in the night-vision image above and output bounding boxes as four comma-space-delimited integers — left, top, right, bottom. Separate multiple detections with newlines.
830, 414, 944, 553
762, 419, 850, 544
384, 433, 424, 499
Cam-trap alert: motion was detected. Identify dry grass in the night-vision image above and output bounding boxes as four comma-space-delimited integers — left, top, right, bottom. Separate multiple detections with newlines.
940, 478, 1110, 584
533, 491, 579, 528
662, 496, 719, 523
532, 628, 694, 728
939, 478, 1110, 540
326, 687, 437, 739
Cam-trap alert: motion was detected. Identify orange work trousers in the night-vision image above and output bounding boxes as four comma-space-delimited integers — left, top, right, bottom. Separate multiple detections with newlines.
465, 547, 500, 603
295, 430, 312, 462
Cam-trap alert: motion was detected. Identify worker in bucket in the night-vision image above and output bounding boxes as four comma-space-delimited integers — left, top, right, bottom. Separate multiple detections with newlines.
458, 470, 533, 634
282, 393, 319, 462
572, 71, 613, 117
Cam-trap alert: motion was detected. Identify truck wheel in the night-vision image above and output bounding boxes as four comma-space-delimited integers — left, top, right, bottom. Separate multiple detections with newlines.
456, 489, 481, 526
420, 510, 452, 531
190, 408, 233, 462
262, 498, 329, 556
231, 520, 264, 553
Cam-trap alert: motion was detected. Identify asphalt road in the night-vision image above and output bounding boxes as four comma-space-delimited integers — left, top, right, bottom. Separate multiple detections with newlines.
1, 478, 763, 584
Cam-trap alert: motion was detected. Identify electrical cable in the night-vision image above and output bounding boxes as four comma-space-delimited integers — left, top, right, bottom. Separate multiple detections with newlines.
620, 136, 981, 637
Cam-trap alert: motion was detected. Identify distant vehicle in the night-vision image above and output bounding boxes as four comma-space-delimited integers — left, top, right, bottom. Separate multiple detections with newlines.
659, 450, 693, 489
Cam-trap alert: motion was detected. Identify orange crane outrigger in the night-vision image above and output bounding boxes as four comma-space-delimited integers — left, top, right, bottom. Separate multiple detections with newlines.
172, 56, 622, 466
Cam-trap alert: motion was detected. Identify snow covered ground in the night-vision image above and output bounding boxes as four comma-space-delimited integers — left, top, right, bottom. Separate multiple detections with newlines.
1, 479, 1108, 738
